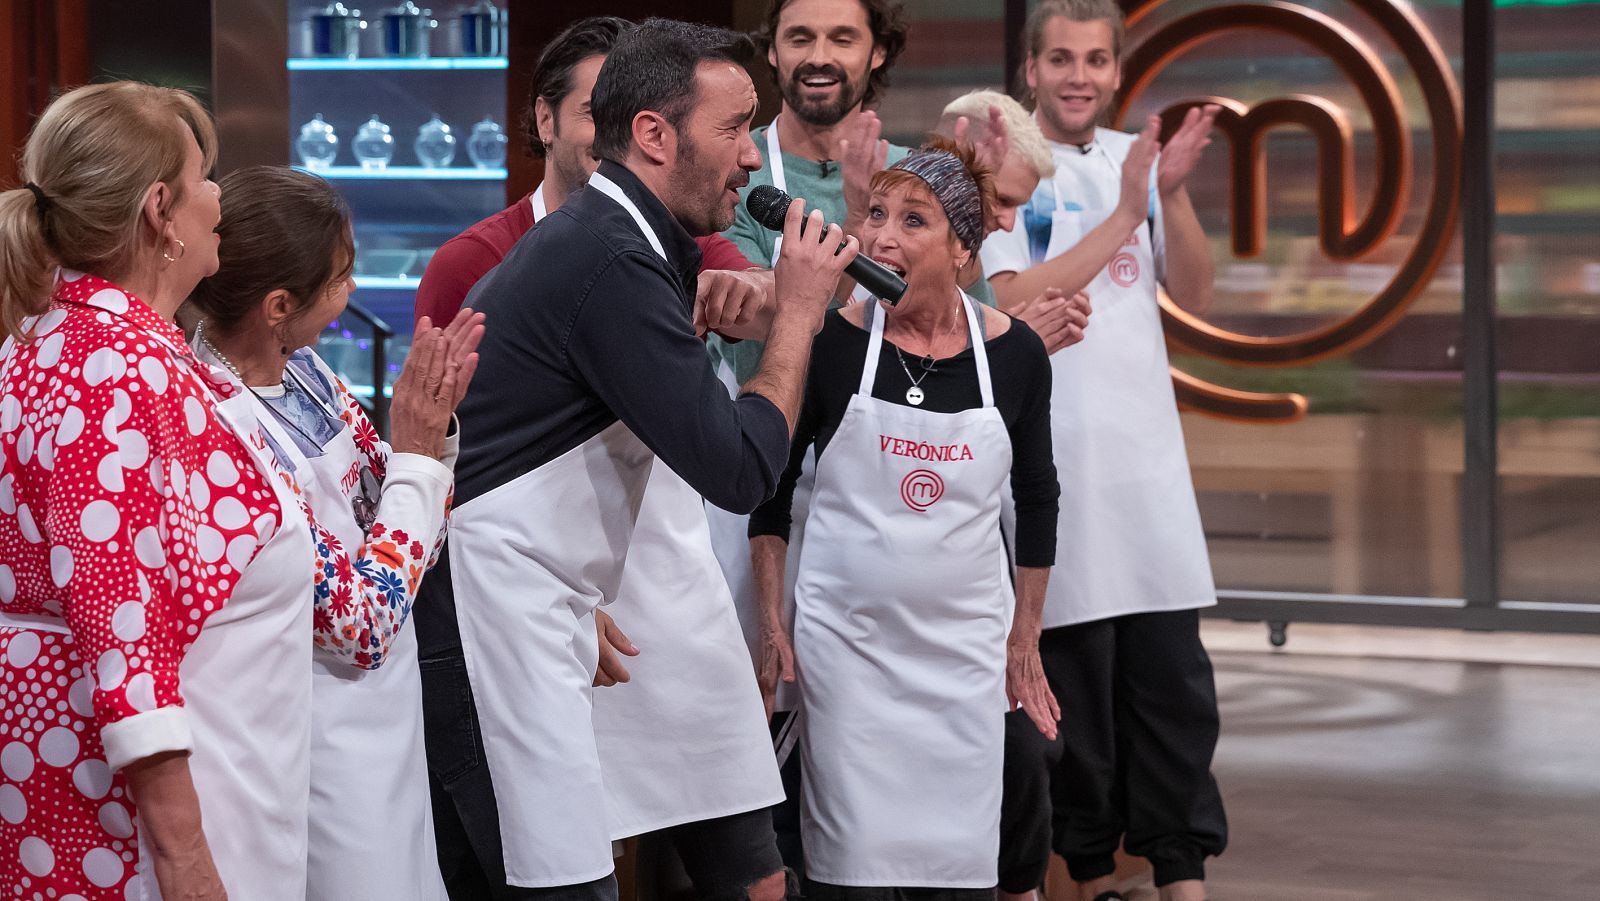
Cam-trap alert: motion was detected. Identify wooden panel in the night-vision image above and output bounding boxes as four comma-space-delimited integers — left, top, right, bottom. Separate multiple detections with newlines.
0, 0, 88, 187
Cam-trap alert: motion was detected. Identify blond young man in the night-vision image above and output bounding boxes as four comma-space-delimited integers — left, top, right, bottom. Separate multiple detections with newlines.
980, 3, 1228, 901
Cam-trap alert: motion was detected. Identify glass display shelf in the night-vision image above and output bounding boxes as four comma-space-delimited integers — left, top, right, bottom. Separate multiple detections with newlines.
353, 276, 423, 290
288, 57, 508, 71
294, 165, 506, 181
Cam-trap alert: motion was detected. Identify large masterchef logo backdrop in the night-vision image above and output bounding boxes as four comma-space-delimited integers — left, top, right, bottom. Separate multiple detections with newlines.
1113, 0, 1462, 422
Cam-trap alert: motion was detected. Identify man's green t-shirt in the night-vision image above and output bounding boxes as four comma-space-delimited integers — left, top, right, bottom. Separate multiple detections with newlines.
712, 123, 912, 385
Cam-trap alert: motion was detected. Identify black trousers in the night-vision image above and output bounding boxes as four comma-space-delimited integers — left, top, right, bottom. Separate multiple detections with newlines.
997, 609, 1227, 891
802, 881, 994, 901
421, 650, 783, 901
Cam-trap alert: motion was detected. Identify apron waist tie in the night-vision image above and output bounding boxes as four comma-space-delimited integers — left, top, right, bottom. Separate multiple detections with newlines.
0, 610, 72, 634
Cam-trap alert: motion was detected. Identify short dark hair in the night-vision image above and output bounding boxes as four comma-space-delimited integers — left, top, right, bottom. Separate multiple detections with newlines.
523, 16, 632, 160
188, 166, 353, 335
755, 0, 909, 108
589, 18, 751, 163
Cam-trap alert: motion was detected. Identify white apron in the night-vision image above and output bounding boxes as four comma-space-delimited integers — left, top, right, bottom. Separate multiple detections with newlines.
706, 117, 813, 712
794, 295, 1012, 888
591, 459, 783, 838
544, 173, 781, 839
447, 170, 674, 887
215, 349, 448, 901
1024, 177, 1215, 629
130, 387, 317, 900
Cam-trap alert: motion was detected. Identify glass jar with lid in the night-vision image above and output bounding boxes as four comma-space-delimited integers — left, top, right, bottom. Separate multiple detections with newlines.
465, 117, 507, 170
297, 115, 340, 170
352, 115, 396, 171
414, 115, 457, 169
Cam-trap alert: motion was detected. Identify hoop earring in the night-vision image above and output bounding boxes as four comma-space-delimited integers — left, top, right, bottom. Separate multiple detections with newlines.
161, 237, 186, 264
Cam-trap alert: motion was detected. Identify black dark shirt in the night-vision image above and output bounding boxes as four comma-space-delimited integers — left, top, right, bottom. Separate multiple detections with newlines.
416, 161, 790, 660
749, 308, 1060, 567
449, 160, 789, 510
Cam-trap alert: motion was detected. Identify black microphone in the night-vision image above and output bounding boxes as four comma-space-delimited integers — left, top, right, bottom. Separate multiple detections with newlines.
745, 184, 907, 305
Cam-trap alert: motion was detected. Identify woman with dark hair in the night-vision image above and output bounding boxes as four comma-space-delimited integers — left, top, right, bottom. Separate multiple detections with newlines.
748, 139, 1061, 899
0, 83, 461, 901
188, 165, 481, 900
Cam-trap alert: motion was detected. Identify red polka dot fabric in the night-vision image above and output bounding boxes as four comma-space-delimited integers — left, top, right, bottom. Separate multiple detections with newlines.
0, 273, 280, 898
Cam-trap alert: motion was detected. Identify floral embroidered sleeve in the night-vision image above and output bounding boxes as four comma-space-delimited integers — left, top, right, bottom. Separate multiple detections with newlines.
326, 360, 455, 567
303, 355, 455, 669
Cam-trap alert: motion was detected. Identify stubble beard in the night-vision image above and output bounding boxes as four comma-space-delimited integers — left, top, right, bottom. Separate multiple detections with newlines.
668, 134, 736, 236
781, 65, 870, 128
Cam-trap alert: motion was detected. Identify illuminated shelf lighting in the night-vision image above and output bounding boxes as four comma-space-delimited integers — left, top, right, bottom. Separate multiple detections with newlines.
288, 57, 508, 71
342, 383, 396, 399
295, 166, 507, 181
352, 276, 421, 290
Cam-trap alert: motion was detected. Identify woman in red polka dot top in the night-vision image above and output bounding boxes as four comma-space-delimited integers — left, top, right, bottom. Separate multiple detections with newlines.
0, 83, 462, 901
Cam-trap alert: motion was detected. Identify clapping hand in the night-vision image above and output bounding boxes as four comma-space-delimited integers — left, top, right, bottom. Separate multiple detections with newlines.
1156, 104, 1219, 199
388, 307, 484, 459
1015, 288, 1091, 354
1116, 115, 1162, 226
951, 103, 1009, 173
836, 110, 890, 224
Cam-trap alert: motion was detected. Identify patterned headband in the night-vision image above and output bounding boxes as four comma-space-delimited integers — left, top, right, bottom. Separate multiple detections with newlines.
888, 149, 983, 251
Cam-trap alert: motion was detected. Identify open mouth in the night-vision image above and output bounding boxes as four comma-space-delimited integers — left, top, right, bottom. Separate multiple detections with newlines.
872, 257, 906, 277
801, 76, 840, 89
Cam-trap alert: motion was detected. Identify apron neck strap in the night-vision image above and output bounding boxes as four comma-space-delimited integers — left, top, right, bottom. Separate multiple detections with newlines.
859, 291, 995, 408
530, 183, 547, 222
766, 118, 787, 193
964, 294, 994, 408
587, 171, 668, 262
859, 299, 886, 395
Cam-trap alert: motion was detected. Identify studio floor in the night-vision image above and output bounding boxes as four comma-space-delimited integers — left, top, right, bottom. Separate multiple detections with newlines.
1090, 622, 1600, 901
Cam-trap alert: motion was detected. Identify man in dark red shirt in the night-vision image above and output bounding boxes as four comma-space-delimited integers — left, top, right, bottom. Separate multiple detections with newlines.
414, 186, 758, 325
415, 21, 769, 334
415, 16, 789, 901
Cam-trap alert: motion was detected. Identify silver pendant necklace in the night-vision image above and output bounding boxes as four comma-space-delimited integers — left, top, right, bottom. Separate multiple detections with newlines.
894, 345, 934, 406
888, 297, 966, 407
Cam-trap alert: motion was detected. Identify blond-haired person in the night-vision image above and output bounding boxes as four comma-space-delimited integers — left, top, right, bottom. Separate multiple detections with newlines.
980, 2, 1227, 900
937, 89, 1091, 352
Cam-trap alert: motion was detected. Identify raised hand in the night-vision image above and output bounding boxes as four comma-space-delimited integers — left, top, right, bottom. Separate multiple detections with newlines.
1117, 114, 1162, 227
1157, 103, 1219, 198
388, 307, 484, 459
953, 104, 1010, 173
836, 110, 890, 225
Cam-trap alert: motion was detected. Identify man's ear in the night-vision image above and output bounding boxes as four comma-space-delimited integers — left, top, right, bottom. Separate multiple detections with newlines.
630, 111, 676, 166
534, 96, 558, 149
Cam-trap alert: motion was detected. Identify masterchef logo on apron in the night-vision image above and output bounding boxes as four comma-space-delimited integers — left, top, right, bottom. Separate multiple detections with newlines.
1110, 252, 1141, 287
900, 469, 944, 512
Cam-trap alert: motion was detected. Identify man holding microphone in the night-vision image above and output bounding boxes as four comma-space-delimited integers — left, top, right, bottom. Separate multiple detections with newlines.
413, 19, 857, 900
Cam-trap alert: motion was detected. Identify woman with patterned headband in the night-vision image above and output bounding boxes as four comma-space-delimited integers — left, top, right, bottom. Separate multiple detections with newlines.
747, 137, 1062, 899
